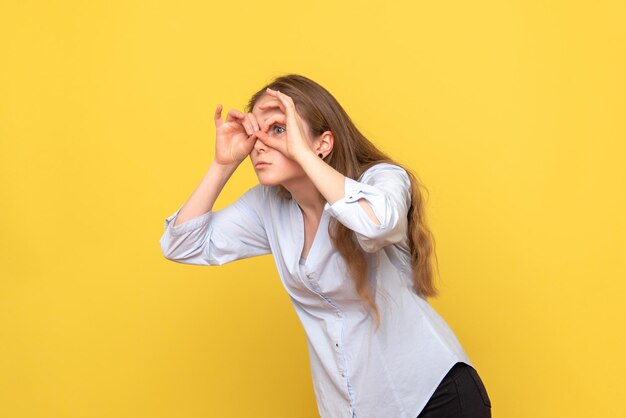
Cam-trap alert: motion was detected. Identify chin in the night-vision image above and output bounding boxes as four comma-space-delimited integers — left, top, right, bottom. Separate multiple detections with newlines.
255, 174, 281, 186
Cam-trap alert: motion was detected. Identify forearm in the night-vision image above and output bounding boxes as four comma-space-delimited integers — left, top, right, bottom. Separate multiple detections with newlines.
173, 159, 239, 227
296, 150, 382, 224
296, 150, 345, 204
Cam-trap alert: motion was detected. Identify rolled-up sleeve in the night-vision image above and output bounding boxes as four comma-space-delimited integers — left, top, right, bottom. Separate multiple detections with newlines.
323, 163, 411, 253
159, 185, 271, 265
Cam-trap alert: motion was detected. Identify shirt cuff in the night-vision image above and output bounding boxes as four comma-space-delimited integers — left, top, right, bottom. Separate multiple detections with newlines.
323, 177, 386, 226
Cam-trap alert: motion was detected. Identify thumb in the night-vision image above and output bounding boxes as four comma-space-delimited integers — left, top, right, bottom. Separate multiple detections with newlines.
254, 130, 281, 150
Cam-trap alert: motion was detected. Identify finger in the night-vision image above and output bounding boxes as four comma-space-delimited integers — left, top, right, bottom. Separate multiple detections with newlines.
241, 114, 254, 135
251, 112, 262, 131
242, 134, 258, 152
267, 88, 295, 112
257, 99, 286, 114
254, 130, 281, 150
214, 104, 223, 128
246, 112, 259, 132
225, 108, 246, 123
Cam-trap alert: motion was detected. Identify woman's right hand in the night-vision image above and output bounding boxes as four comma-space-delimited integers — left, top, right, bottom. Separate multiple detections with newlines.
213, 104, 260, 166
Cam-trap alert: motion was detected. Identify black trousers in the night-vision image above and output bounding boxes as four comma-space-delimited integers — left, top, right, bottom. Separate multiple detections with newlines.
417, 362, 492, 418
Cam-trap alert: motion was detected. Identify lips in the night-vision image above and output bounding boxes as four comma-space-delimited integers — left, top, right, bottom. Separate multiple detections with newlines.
255, 161, 271, 168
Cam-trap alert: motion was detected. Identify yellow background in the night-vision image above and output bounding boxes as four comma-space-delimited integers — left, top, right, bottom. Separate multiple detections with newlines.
1, 1, 625, 417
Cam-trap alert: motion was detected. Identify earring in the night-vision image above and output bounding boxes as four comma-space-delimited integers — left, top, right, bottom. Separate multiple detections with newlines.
318, 153, 324, 158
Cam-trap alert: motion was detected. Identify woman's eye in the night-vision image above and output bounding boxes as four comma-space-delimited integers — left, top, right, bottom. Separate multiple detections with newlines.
272, 125, 286, 135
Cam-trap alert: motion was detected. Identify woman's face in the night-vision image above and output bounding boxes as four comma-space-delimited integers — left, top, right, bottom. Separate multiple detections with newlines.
249, 93, 313, 187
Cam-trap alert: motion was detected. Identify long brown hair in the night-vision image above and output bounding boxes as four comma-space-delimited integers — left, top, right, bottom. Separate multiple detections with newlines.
245, 74, 440, 328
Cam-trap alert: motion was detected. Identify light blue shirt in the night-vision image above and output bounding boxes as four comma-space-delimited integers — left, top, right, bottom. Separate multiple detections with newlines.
159, 162, 473, 418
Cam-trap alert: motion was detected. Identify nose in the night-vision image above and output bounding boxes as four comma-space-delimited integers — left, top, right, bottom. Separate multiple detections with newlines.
253, 136, 267, 152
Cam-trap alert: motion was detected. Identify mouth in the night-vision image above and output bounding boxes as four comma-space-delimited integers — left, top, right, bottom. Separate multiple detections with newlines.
255, 162, 271, 168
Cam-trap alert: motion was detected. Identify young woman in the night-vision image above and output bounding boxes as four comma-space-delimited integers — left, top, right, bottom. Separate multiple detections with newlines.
159, 74, 492, 418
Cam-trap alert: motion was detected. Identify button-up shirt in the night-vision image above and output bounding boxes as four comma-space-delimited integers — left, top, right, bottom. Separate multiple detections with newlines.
159, 162, 473, 418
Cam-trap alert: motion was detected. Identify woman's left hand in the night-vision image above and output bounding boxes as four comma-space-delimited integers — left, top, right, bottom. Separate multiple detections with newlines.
254, 88, 314, 162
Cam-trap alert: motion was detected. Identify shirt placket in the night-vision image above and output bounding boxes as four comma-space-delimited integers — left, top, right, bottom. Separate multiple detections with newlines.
300, 268, 356, 416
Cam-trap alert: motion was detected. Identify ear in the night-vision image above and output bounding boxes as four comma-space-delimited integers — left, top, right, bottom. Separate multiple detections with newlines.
314, 131, 334, 158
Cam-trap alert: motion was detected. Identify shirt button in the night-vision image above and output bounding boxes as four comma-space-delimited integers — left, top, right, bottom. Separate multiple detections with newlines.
335, 343, 339, 347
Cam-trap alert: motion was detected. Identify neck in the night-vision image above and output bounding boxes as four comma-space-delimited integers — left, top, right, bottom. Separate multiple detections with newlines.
283, 177, 326, 218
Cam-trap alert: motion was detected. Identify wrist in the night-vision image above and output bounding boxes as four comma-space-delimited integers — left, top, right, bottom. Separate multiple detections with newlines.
212, 158, 240, 174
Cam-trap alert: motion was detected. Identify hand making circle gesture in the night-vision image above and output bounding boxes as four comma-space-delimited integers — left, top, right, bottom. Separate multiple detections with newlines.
253, 88, 315, 162
213, 104, 261, 166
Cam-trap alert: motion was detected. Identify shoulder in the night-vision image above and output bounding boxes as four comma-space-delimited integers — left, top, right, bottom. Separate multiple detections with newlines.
359, 162, 410, 185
